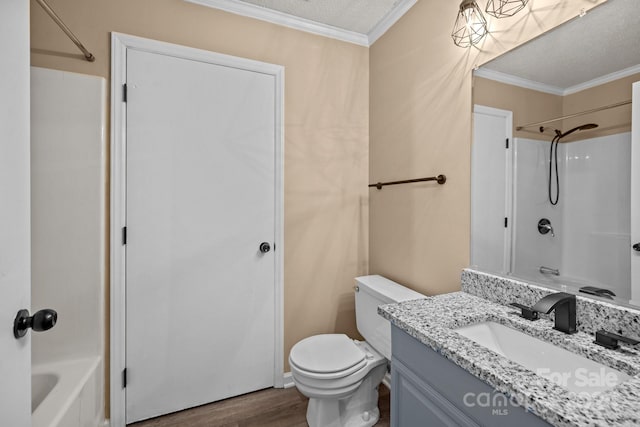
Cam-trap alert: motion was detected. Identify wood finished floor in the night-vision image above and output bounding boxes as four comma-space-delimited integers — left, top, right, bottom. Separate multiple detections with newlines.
130, 386, 390, 427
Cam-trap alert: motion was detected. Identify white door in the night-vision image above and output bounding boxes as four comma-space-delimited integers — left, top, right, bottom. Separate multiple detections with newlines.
631, 81, 640, 305
125, 48, 278, 423
0, 1, 31, 425
471, 105, 513, 274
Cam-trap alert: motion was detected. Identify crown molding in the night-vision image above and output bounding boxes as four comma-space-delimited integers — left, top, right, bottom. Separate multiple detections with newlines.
185, 0, 417, 47
563, 64, 640, 95
185, 0, 368, 46
368, 0, 417, 45
473, 68, 564, 95
476, 63, 640, 97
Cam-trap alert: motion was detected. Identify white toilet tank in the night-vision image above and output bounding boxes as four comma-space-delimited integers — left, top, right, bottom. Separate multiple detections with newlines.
355, 275, 425, 360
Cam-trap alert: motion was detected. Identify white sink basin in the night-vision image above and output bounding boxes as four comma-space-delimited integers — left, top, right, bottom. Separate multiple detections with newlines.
455, 321, 631, 394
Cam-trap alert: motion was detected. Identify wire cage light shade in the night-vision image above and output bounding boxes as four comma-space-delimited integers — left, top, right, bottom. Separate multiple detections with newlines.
485, 0, 529, 18
451, 0, 488, 48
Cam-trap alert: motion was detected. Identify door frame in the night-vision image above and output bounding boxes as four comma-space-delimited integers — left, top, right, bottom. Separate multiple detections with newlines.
0, 1, 31, 424
632, 81, 640, 306
109, 32, 285, 427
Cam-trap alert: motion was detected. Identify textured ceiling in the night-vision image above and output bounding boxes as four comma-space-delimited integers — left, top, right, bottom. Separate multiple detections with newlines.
238, 0, 403, 34
480, 0, 640, 90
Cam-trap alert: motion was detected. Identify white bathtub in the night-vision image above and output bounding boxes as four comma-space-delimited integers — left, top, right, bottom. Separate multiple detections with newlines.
32, 357, 103, 427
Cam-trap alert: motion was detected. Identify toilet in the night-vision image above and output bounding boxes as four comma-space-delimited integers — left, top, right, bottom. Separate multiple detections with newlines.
289, 275, 425, 427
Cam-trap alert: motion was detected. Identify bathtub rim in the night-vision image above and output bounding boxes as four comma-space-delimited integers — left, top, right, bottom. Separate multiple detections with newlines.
32, 356, 101, 427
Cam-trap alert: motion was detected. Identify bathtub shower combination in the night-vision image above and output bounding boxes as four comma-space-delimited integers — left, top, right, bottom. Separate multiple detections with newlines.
30, 67, 106, 427
510, 133, 631, 299
472, 101, 636, 301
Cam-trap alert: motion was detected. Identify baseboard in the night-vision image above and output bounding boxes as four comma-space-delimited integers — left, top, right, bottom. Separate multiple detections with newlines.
382, 371, 391, 389
283, 372, 295, 389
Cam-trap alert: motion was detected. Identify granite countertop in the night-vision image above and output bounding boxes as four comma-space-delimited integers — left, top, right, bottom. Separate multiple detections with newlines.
379, 292, 640, 427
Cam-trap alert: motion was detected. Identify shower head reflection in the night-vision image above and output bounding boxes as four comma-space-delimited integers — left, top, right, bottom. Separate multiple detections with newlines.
554, 123, 599, 139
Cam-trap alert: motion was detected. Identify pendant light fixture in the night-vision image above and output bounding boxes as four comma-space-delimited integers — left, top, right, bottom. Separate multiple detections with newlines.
451, 0, 488, 48
485, 0, 529, 18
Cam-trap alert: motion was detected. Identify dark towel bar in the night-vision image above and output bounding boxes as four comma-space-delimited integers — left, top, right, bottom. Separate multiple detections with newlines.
369, 174, 446, 190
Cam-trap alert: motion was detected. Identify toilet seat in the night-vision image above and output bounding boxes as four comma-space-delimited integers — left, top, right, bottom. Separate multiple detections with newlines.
290, 334, 368, 380
289, 335, 386, 400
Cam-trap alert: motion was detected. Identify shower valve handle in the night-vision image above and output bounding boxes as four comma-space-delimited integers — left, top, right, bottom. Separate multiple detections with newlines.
13, 308, 58, 339
538, 219, 554, 237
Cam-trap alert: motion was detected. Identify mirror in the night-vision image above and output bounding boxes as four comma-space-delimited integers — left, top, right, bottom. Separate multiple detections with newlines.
471, 0, 640, 308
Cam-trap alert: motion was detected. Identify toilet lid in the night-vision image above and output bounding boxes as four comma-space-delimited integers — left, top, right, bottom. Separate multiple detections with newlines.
289, 334, 365, 374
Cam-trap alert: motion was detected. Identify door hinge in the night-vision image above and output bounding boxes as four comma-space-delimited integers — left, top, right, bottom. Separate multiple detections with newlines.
504, 217, 508, 228
123, 368, 127, 388
506, 138, 509, 149
122, 226, 127, 245
123, 84, 127, 102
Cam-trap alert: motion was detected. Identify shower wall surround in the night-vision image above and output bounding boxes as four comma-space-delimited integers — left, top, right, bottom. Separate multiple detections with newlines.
563, 133, 630, 293
30, 66, 106, 367
30, 66, 106, 427
512, 133, 631, 299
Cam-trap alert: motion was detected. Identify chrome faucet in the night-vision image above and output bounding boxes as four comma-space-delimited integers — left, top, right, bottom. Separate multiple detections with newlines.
532, 292, 576, 334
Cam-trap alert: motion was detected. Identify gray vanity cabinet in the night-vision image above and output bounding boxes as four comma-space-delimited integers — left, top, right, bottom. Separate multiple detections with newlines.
391, 325, 551, 427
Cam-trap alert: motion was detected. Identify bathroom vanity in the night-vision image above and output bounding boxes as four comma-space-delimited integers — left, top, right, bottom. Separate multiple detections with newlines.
380, 269, 640, 427
391, 325, 550, 426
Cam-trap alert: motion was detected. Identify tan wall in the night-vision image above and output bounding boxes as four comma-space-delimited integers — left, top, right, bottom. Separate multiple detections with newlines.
473, 77, 563, 141
30, 0, 369, 414
369, 0, 606, 296
563, 73, 637, 141
473, 72, 638, 142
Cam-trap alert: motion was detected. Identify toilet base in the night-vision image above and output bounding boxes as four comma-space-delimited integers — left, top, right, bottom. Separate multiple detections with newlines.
305, 364, 386, 427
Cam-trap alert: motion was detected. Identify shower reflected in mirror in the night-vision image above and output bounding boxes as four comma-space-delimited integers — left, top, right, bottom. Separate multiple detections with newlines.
470, 0, 640, 308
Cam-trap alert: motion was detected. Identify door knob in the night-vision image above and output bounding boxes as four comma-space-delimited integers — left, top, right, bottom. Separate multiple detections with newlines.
634, 243, 640, 252
14, 308, 58, 339
259, 242, 271, 253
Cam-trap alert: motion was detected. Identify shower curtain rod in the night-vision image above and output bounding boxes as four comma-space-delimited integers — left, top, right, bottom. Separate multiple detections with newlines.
516, 99, 631, 131
34, 0, 95, 62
